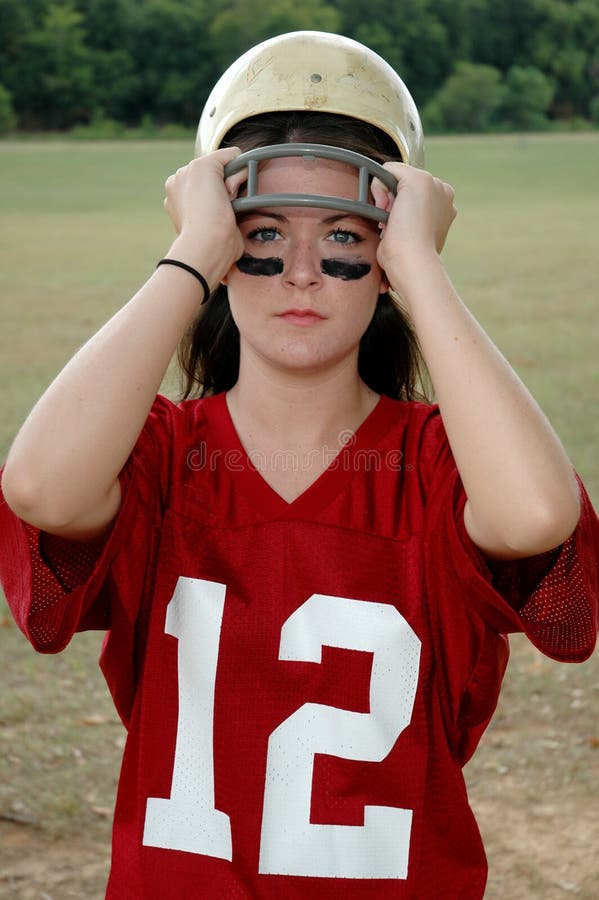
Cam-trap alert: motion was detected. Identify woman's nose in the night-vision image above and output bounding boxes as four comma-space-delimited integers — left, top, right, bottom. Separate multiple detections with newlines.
282, 240, 322, 289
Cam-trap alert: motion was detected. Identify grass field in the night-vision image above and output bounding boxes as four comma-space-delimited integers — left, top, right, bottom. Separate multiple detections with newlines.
1, 135, 598, 898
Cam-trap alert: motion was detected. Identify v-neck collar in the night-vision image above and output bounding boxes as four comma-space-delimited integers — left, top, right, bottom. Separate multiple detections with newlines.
204, 390, 399, 520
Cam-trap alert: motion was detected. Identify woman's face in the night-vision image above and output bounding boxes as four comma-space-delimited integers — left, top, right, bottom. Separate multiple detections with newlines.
224, 156, 387, 379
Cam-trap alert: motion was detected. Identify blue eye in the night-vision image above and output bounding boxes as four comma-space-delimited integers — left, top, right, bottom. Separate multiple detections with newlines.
328, 228, 362, 245
248, 227, 281, 242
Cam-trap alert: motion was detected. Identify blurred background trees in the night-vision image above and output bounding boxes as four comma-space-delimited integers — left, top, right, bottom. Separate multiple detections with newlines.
0, 0, 597, 134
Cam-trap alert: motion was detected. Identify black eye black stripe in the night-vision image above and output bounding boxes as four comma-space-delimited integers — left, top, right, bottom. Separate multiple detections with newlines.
236, 254, 372, 281
237, 254, 283, 276
321, 260, 371, 280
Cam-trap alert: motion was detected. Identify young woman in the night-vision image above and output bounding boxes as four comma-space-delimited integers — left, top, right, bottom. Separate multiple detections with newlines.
1, 31, 597, 899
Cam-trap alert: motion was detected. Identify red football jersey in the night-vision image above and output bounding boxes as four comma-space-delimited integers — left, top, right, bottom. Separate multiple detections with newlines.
1, 393, 597, 899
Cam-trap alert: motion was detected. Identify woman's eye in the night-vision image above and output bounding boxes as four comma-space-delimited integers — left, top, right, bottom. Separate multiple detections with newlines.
248, 227, 281, 242
327, 228, 362, 245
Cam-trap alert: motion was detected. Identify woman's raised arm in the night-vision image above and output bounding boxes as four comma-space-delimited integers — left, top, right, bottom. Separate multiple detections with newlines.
1, 148, 245, 540
374, 163, 581, 559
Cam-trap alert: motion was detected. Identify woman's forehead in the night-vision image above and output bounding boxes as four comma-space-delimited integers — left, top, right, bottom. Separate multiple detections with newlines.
226, 143, 393, 224
234, 155, 368, 221
256, 155, 360, 192
239, 208, 378, 233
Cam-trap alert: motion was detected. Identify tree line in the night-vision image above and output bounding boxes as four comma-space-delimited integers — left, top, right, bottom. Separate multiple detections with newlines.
1, 0, 598, 135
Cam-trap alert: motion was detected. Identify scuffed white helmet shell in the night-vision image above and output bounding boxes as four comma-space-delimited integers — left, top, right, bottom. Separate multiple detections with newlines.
196, 30, 424, 166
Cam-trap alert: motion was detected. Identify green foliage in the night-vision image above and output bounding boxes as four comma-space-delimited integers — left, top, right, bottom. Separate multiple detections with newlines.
502, 66, 555, 130
529, 0, 599, 116
121, 0, 216, 124
420, 98, 444, 135
1, 0, 599, 133
589, 94, 599, 124
427, 62, 505, 132
16, 2, 95, 129
334, 0, 452, 105
208, 0, 340, 71
0, 84, 17, 134
67, 110, 194, 139
69, 109, 126, 138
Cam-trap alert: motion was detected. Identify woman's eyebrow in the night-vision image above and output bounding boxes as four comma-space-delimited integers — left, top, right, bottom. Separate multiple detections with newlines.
238, 211, 288, 224
238, 211, 371, 227
321, 213, 372, 227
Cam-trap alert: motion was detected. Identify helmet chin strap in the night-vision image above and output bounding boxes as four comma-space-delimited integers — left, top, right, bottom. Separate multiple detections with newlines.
223, 143, 398, 224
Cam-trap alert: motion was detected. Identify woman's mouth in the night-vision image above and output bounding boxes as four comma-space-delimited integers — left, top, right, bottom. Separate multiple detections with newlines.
278, 308, 326, 326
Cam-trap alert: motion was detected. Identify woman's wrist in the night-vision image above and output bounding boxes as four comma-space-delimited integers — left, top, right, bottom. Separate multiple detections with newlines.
385, 249, 447, 310
165, 234, 233, 291
156, 259, 210, 304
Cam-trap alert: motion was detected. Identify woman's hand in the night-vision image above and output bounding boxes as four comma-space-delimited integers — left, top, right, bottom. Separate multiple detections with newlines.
371, 163, 457, 294
163, 147, 248, 285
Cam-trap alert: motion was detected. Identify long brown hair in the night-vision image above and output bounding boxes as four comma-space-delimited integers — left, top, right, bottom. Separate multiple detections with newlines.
177, 112, 430, 401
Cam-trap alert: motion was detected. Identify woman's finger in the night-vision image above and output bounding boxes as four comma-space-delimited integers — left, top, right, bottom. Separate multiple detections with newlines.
224, 167, 248, 199
370, 176, 392, 211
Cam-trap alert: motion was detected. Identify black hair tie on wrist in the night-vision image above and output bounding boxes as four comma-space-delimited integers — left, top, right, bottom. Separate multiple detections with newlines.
156, 258, 210, 304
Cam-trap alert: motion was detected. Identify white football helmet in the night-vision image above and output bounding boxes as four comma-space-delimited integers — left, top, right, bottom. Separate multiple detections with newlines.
196, 30, 424, 165
195, 31, 424, 222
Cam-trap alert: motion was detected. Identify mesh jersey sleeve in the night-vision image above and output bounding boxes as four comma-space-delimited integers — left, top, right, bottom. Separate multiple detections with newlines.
0, 395, 176, 720
417, 407, 598, 663
413, 406, 598, 763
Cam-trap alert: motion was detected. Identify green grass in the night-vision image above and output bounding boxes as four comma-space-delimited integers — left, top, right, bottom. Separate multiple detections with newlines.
427, 134, 599, 501
0, 141, 191, 459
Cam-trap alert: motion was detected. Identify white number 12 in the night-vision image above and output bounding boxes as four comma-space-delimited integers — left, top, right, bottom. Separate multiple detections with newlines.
143, 578, 421, 880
